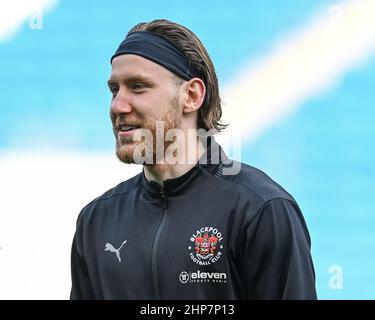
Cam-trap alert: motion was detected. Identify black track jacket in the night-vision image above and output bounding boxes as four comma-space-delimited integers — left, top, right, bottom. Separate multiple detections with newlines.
70, 138, 317, 300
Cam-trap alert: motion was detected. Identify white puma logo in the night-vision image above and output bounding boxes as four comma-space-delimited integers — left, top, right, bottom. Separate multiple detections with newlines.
104, 240, 127, 263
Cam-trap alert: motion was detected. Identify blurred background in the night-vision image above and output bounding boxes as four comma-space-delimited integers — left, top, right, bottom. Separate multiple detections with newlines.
0, 0, 374, 299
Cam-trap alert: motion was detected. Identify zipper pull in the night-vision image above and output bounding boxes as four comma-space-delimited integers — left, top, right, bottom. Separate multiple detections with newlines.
160, 187, 168, 209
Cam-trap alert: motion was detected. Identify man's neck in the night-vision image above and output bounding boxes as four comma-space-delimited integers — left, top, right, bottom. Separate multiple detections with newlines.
143, 137, 206, 185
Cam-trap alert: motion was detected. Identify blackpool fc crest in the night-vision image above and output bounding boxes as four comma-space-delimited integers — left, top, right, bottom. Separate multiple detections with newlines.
188, 226, 224, 266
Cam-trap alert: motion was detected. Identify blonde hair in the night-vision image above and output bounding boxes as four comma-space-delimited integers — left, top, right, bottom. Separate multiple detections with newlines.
128, 19, 228, 133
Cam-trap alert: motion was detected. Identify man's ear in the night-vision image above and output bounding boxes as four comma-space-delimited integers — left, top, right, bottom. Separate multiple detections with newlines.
182, 78, 206, 114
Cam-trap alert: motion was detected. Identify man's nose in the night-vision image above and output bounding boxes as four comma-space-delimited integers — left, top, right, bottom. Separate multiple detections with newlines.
110, 88, 133, 115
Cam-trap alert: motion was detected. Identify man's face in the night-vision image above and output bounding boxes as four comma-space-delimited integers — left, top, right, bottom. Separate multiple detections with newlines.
108, 54, 183, 164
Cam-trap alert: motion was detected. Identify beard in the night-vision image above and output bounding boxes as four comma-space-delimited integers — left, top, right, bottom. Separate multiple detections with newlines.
114, 93, 182, 165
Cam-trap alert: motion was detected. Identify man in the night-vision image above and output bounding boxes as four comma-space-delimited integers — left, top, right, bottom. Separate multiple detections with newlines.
70, 19, 317, 300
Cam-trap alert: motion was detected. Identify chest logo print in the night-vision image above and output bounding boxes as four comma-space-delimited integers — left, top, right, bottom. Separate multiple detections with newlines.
188, 227, 224, 266
104, 240, 127, 263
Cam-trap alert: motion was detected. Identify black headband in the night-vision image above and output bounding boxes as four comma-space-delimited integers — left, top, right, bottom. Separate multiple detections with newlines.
110, 31, 201, 80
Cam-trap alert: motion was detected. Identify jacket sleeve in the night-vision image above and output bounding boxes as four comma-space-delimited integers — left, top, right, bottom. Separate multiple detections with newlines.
70, 213, 95, 300
243, 198, 317, 299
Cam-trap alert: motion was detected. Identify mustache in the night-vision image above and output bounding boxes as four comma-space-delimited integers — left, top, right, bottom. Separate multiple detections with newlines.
112, 119, 144, 130
110, 112, 142, 127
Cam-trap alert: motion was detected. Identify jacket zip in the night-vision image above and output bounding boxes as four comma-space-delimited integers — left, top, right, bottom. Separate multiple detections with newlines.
151, 186, 168, 299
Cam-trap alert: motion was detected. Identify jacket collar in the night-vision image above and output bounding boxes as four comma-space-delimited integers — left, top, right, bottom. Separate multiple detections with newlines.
142, 136, 228, 197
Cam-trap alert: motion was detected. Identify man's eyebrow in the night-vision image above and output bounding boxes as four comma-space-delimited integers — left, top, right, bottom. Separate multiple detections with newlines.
107, 75, 154, 87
